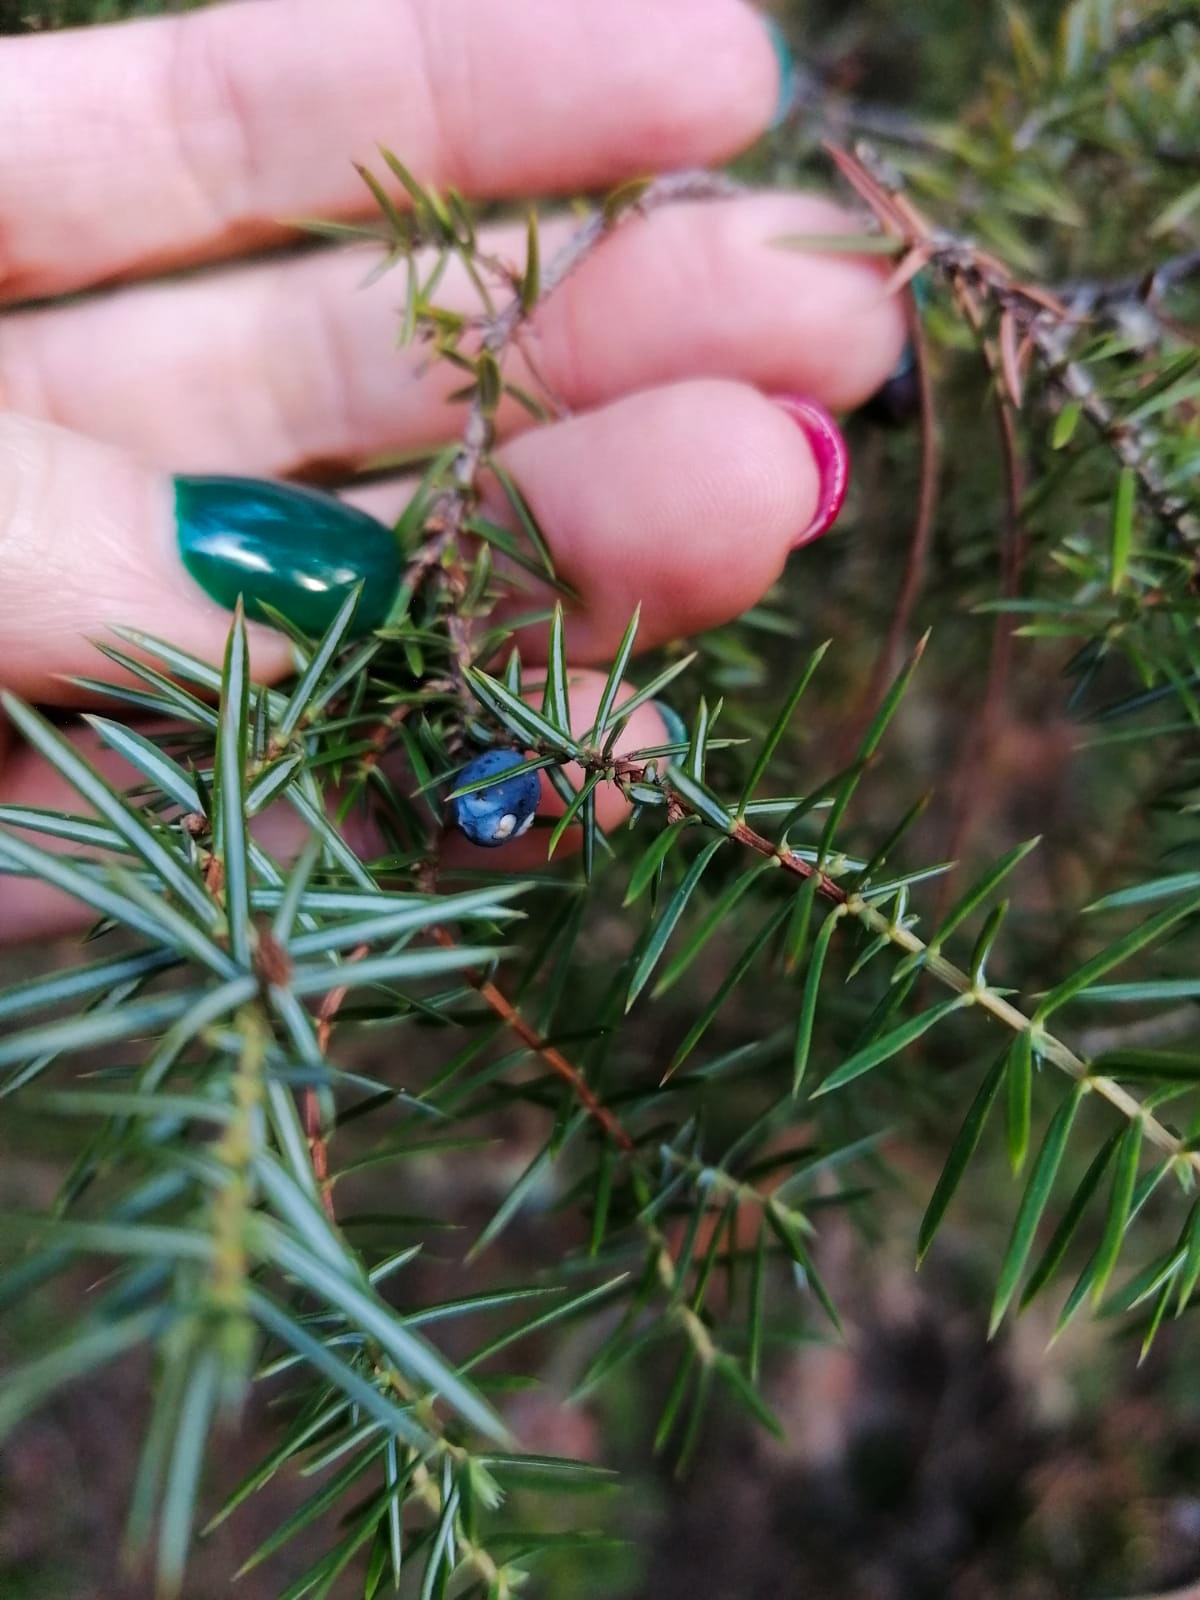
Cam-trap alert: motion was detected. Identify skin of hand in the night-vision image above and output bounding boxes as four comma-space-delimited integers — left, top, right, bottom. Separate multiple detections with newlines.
0, 0, 906, 943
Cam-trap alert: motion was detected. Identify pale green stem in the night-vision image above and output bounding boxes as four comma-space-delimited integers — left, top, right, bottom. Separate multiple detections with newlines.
843, 892, 1195, 1176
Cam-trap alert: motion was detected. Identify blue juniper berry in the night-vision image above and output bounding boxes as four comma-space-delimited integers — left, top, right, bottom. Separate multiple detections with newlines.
451, 749, 542, 847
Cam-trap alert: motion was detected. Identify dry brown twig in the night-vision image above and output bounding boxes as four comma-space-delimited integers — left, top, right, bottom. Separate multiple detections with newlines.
826, 142, 1200, 547
846, 278, 941, 753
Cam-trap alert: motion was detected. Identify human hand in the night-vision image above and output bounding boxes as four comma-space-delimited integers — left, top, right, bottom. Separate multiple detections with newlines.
0, 0, 905, 940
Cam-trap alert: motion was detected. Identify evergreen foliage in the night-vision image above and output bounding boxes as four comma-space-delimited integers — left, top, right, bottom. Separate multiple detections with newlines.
3, 2, 1200, 1593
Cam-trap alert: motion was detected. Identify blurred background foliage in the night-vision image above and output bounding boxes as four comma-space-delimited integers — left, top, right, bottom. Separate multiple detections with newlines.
4, 2, 1200, 1599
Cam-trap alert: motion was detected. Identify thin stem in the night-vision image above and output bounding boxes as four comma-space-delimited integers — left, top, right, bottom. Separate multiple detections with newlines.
208, 1005, 268, 1318
403, 169, 741, 607
848, 284, 941, 746
826, 142, 1200, 548
560, 755, 1200, 1185
300, 943, 371, 1223
935, 276, 1026, 922
788, 846, 1183, 1176
425, 922, 634, 1151
1055, 246, 1200, 310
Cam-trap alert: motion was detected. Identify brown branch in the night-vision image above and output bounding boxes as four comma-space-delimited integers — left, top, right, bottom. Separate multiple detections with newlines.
301, 1083, 333, 1222
301, 942, 370, 1222
361, 700, 419, 775
575, 722, 1200, 1181
1056, 246, 1200, 313
303, 907, 636, 1208
480, 171, 740, 368
476, 970, 634, 1153
933, 276, 1028, 925
1030, 314, 1200, 545
826, 142, 1200, 549
847, 284, 941, 749
427, 924, 634, 1152
727, 815, 849, 903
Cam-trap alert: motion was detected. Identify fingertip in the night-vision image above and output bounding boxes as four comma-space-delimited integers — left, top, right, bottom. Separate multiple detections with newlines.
497, 379, 821, 658
641, 0, 793, 159
751, 197, 910, 408
0, 415, 296, 700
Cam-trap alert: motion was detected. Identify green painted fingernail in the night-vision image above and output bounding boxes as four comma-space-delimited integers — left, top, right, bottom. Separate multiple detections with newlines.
764, 17, 795, 130
174, 475, 402, 639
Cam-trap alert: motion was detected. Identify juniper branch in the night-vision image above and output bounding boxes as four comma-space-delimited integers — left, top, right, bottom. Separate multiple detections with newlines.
529, 742, 1200, 1189
827, 142, 1200, 547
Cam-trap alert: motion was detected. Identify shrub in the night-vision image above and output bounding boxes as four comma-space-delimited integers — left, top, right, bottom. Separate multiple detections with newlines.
3, 4, 1200, 1594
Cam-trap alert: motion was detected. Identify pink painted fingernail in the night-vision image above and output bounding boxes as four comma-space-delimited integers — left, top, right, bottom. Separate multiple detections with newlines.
773, 395, 850, 548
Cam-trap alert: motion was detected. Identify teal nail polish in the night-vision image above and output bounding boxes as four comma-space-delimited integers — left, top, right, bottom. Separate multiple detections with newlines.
764, 17, 795, 130
862, 273, 929, 426
174, 476, 401, 639
889, 340, 917, 381
895, 272, 932, 373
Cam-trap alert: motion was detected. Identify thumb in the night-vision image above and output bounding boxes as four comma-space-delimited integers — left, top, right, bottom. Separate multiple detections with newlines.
0, 412, 401, 701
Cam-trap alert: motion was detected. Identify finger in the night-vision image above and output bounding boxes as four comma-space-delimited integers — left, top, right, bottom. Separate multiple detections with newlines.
0, 413, 357, 699
0, 375, 828, 702
347, 379, 838, 661
0, 675, 666, 943
0, 196, 903, 474
0, 0, 783, 302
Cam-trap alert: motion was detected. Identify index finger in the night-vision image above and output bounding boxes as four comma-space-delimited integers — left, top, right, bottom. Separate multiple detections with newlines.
0, 0, 784, 303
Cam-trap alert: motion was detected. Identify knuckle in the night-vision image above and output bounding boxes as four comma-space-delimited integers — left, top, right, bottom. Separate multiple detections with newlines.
165, 14, 257, 231
405, 0, 473, 184
261, 263, 362, 468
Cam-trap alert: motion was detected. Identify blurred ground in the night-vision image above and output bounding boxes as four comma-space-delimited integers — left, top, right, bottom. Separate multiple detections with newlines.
6, 1151, 1200, 1599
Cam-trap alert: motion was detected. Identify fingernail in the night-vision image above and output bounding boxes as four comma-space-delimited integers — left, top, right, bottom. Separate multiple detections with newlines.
763, 17, 796, 130
772, 396, 850, 548
886, 273, 929, 383
888, 341, 917, 382
174, 475, 402, 638
861, 271, 929, 426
